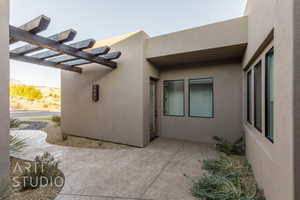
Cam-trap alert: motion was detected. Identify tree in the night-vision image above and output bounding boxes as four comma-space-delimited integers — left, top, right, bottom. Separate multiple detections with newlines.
10, 85, 43, 101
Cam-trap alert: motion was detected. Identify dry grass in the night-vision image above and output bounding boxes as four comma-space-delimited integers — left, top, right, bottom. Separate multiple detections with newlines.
9, 157, 64, 200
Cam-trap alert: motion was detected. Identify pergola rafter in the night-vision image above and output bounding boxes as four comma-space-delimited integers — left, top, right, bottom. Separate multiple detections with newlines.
9, 15, 122, 73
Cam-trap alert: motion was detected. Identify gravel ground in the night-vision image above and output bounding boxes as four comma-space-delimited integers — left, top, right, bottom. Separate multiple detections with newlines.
17, 121, 49, 130
9, 157, 64, 200
44, 124, 131, 150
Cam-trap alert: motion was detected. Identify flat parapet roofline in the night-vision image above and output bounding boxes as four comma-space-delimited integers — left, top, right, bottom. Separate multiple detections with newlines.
145, 16, 248, 66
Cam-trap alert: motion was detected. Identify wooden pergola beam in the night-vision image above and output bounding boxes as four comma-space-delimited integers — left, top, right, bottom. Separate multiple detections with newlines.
64, 52, 121, 66
30, 39, 96, 59
10, 52, 82, 73
10, 15, 51, 44
101, 52, 122, 60
47, 46, 110, 63
9, 25, 117, 68
10, 29, 77, 55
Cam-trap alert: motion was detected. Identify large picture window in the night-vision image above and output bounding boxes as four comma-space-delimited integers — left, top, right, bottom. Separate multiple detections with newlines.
189, 78, 214, 118
247, 70, 252, 123
163, 80, 184, 116
265, 48, 274, 142
254, 61, 262, 131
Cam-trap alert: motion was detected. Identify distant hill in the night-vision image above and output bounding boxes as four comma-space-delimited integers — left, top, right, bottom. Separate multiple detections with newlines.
10, 80, 60, 112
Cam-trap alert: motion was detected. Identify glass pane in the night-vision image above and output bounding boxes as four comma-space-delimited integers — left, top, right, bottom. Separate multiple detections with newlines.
247, 70, 252, 123
189, 78, 213, 117
254, 61, 262, 131
266, 48, 274, 141
164, 80, 184, 116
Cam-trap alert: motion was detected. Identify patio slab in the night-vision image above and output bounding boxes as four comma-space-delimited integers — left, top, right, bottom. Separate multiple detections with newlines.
11, 130, 217, 200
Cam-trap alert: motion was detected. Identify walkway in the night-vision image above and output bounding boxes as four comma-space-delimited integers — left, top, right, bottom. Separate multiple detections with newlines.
11, 130, 217, 200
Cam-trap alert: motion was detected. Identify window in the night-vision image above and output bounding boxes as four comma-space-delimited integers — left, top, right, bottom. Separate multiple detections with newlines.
265, 48, 274, 142
163, 80, 184, 116
254, 61, 262, 131
247, 70, 252, 123
189, 78, 214, 118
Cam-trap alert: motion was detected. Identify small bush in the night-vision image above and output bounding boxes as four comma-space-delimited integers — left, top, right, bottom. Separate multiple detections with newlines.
202, 156, 251, 177
18, 152, 61, 191
10, 118, 21, 129
192, 175, 242, 200
9, 134, 27, 155
192, 174, 262, 200
51, 116, 61, 126
192, 156, 265, 200
213, 136, 245, 156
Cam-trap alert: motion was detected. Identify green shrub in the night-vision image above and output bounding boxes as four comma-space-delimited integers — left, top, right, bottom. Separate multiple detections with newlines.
192, 175, 242, 200
10, 85, 43, 101
213, 136, 245, 156
202, 156, 251, 177
9, 134, 27, 155
18, 152, 61, 191
192, 174, 262, 200
0, 184, 10, 200
51, 116, 61, 126
192, 156, 265, 200
10, 118, 21, 129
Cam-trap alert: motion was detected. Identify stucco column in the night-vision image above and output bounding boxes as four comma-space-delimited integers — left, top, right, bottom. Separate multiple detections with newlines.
293, 0, 300, 199
0, 0, 10, 184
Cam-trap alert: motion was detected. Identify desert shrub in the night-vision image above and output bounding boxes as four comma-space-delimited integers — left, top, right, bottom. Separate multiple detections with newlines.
202, 156, 251, 177
10, 118, 21, 128
0, 184, 10, 200
192, 174, 263, 200
9, 134, 27, 155
10, 85, 43, 101
192, 156, 265, 200
18, 152, 61, 191
51, 116, 61, 126
213, 136, 245, 156
192, 175, 241, 200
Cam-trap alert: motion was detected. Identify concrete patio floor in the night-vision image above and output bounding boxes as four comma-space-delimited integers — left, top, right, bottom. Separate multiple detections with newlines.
11, 130, 217, 200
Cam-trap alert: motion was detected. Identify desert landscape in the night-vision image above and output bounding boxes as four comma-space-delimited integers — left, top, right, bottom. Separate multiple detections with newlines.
10, 80, 60, 112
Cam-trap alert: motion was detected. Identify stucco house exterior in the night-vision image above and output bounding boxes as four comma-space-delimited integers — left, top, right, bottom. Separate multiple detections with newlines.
1, 0, 300, 199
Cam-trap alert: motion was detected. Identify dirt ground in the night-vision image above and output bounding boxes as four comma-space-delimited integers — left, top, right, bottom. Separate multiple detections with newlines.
43, 123, 131, 150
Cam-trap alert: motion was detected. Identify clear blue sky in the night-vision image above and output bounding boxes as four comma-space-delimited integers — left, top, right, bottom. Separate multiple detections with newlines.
10, 0, 246, 88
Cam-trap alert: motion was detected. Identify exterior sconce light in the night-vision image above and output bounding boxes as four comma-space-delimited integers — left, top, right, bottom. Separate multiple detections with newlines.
92, 84, 99, 102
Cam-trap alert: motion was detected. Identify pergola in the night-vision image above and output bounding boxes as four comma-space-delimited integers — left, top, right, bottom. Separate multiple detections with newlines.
9, 15, 122, 73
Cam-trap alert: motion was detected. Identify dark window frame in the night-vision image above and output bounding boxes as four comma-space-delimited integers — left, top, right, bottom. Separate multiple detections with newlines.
247, 70, 252, 124
254, 61, 262, 132
188, 77, 214, 118
163, 79, 185, 117
265, 47, 274, 143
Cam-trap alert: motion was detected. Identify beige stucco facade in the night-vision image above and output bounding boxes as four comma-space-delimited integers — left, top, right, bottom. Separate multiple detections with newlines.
62, 17, 247, 147
156, 62, 243, 143
0, 0, 10, 184
62, 31, 150, 147
243, 0, 297, 200
61, 1, 300, 198
0, 0, 295, 199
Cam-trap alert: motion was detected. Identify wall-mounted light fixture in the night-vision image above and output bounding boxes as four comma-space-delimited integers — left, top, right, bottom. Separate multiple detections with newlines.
92, 84, 100, 102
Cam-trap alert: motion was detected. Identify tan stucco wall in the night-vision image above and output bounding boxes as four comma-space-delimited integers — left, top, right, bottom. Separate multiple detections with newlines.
145, 17, 248, 60
243, 0, 295, 199
243, 0, 275, 67
294, 1, 300, 199
61, 31, 148, 147
157, 62, 243, 143
0, 0, 9, 183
